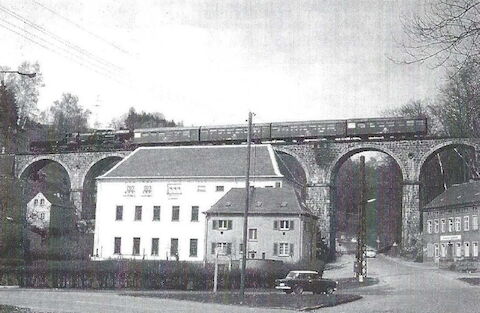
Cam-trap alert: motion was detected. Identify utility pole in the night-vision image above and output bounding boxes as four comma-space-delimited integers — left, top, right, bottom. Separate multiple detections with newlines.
240, 112, 253, 301
355, 155, 367, 282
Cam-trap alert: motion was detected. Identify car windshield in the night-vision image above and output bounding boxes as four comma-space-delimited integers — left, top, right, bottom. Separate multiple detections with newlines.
286, 272, 298, 279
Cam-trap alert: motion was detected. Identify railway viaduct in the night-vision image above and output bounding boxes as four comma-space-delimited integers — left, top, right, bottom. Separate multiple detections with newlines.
12, 137, 480, 251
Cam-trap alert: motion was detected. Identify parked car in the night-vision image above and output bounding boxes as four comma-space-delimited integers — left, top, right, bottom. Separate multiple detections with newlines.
275, 270, 337, 295
365, 247, 377, 258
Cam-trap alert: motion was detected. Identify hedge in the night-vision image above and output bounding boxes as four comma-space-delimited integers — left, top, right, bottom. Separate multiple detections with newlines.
0, 259, 324, 290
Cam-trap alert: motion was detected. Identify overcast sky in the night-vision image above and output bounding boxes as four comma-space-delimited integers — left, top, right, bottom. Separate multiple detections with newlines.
1, 0, 445, 127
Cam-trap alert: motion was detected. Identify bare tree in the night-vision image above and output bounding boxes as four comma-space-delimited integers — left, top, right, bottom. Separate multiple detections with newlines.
432, 60, 480, 137
399, 0, 480, 68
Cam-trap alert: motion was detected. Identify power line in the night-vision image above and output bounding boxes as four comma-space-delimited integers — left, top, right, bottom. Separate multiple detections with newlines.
0, 19, 121, 83
0, 4, 123, 75
32, 0, 130, 56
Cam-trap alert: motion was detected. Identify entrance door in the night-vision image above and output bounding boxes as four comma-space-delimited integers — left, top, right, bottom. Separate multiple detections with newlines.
464, 242, 470, 257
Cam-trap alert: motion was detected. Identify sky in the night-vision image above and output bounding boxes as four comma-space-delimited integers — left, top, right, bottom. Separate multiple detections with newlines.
0, 0, 446, 127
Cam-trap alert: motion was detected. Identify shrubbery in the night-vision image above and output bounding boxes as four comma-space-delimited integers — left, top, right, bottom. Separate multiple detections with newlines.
0, 259, 325, 290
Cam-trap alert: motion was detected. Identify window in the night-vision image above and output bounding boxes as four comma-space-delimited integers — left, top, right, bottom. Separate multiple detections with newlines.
40, 213, 45, 220
473, 242, 479, 257
448, 218, 454, 232
115, 205, 123, 221
151, 238, 159, 256
124, 185, 135, 197
276, 220, 294, 231
455, 217, 461, 232
172, 206, 180, 221
434, 219, 439, 233
434, 243, 439, 257
464, 242, 470, 257
40, 199, 45, 206
216, 186, 224, 192
464, 216, 470, 231
211, 242, 231, 255
143, 185, 152, 196
170, 238, 178, 257
456, 242, 462, 257
34, 199, 38, 206
114, 237, 121, 254
190, 239, 198, 257
197, 185, 206, 192
278, 243, 290, 256
153, 206, 161, 221
191, 206, 199, 222
167, 184, 182, 195
248, 228, 257, 241
441, 243, 447, 257
427, 220, 432, 234
473, 215, 478, 230
132, 237, 140, 255
134, 206, 142, 221
440, 219, 446, 233
213, 220, 232, 230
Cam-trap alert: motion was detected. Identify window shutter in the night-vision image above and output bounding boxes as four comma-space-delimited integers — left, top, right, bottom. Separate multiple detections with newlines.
290, 220, 294, 230
211, 243, 216, 254
227, 220, 232, 230
213, 220, 218, 230
290, 244, 294, 257
273, 221, 278, 230
273, 243, 278, 256
227, 243, 232, 255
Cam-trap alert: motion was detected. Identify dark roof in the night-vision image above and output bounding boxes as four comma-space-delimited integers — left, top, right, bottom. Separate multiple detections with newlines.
29, 191, 75, 209
207, 186, 316, 217
101, 145, 281, 179
424, 180, 480, 210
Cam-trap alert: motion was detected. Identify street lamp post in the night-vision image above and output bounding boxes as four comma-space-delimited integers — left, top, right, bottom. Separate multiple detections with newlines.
240, 112, 253, 301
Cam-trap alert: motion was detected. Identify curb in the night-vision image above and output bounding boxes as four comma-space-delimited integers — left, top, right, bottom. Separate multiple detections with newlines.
0, 285, 20, 289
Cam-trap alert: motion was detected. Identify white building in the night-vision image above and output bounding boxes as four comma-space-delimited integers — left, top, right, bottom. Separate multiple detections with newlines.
26, 192, 52, 230
92, 144, 284, 261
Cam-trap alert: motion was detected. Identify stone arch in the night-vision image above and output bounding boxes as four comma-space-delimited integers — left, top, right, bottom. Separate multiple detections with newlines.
78, 154, 125, 189
80, 155, 124, 219
326, 144, 407, 185
18, 156, 72, 182
273, 147, 312, 183
415, 140, 477, 182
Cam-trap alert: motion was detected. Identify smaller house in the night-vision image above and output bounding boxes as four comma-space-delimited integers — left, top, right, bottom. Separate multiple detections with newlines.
422, 180, 479, 264
205, 186, 318, 265
25, 192, 78, 258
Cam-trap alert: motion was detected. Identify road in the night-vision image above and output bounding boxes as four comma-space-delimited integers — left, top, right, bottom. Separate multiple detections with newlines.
0, 255, 477, 313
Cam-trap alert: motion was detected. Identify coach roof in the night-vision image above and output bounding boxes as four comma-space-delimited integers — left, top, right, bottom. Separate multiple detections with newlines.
99, 144, 282, 179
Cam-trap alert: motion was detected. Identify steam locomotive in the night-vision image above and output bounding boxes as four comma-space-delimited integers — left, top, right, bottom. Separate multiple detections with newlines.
29, 117, 427, 153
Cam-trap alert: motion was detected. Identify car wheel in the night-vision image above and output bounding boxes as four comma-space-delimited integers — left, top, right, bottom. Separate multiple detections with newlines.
284, 290, 293, 294
293, 285, 304, 295
325, 287, 334, 295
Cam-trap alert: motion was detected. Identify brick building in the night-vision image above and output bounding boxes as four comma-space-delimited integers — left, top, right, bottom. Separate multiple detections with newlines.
205, 186, 318, 264
422, 180, 479, 264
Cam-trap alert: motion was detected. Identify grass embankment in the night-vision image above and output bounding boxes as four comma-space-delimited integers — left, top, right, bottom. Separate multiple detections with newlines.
124, 291, 361, 310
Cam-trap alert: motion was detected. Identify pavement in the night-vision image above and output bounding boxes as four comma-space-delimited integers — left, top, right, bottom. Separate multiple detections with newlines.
0, 254, 477, 313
